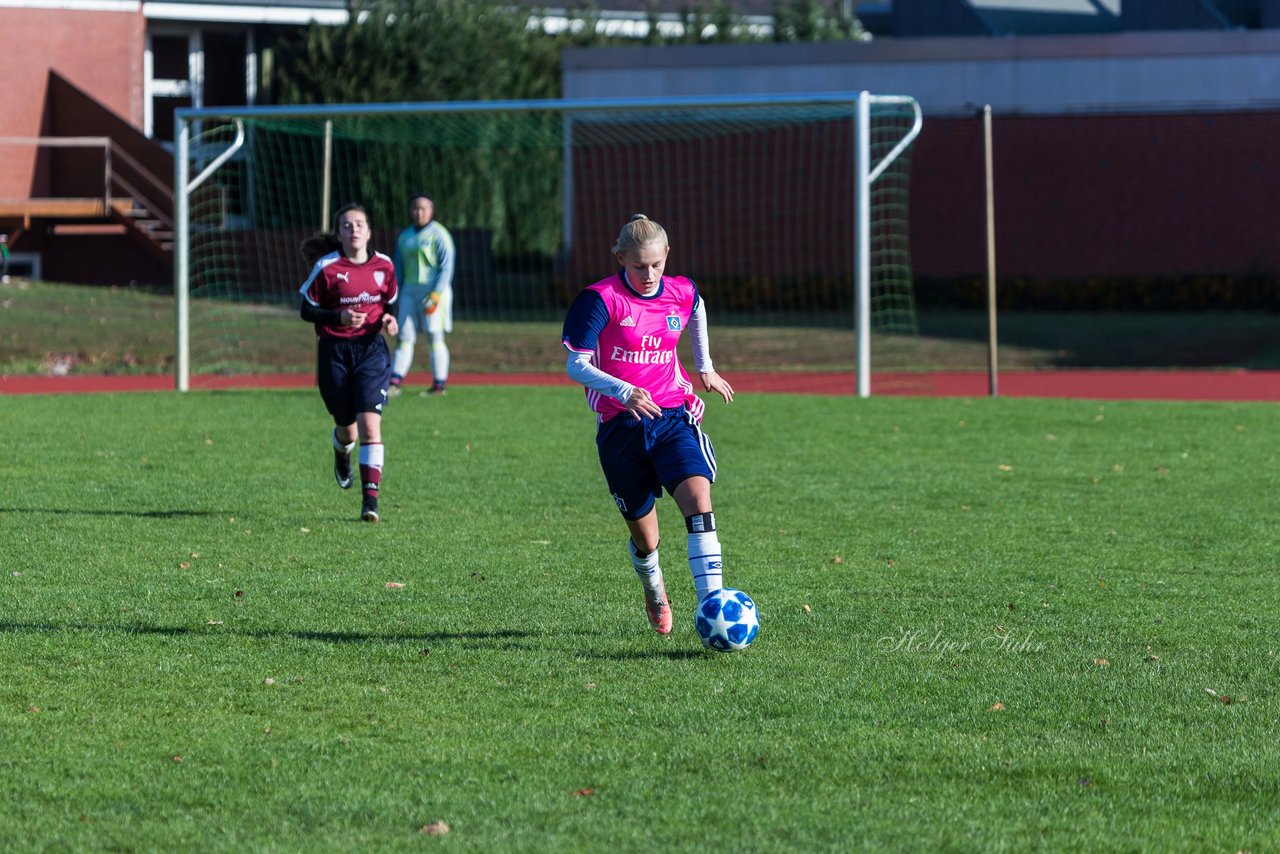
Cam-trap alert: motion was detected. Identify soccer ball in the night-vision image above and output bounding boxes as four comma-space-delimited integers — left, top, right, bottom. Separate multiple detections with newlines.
694, 588, 760, 652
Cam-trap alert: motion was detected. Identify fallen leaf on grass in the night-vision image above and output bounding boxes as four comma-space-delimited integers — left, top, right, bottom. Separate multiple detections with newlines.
26, 706, 40, 714
802, 604, 812, 615
1204, 688, 1241, 704
988, 703, 1004, 712
832, 555, 843, 565
572, 788, 595, 797
206, 620, 224, 626
385, 582, 405, 589
1093, 658, 1110, 667
997, 464, 1013, 472
171, 755, 184, 763
419, 821, 450, 836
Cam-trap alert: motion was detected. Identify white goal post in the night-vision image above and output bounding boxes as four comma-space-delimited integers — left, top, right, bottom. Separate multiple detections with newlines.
174, 92, 920, 395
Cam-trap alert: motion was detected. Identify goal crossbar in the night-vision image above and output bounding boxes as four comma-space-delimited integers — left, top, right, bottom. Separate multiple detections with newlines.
174, 91, 921, 394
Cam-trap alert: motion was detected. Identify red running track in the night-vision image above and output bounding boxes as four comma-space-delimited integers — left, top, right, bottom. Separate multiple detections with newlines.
3, 370, 1279, 402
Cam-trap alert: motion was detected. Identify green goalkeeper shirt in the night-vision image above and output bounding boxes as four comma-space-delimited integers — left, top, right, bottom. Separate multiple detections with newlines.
394, 221, 455, 293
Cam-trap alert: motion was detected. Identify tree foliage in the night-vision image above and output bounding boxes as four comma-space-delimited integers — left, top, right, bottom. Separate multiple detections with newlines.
772, 0, 865, 42
272, 0, 866, 105
273, 0, 562, 104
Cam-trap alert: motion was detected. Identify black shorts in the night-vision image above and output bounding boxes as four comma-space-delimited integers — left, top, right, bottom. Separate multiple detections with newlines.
595, 407, 717, 521
316, 333, 391, 425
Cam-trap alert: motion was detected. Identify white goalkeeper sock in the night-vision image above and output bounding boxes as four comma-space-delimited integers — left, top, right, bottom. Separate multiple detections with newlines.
392, 341, 415, 381
430, 333, 450, 384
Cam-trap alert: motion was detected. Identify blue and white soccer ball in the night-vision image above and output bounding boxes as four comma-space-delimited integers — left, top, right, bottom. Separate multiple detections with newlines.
694, 588, 760, 652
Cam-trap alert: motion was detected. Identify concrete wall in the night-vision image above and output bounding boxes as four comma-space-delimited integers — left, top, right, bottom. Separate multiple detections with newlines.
0, 3, 145, 199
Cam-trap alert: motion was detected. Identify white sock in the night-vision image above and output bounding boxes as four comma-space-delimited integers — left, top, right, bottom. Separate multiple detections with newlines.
430, 333, 450, 383
688, 532, 723, 598
686, 512, 723, 598
332, 429, 355, 454
358, 443, 384, 470
628, 539, 665, 597
392, 342, 415, 380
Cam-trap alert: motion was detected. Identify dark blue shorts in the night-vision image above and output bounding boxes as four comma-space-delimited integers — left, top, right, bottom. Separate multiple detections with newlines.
316, 333, 391, 425
596, 406, 717, 521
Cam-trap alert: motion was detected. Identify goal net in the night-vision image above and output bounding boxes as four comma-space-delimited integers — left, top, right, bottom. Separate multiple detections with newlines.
175, 93, 921, 394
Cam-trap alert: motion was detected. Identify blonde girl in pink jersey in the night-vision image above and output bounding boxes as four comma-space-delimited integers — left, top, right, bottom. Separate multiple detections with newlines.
562, 214, 735, 638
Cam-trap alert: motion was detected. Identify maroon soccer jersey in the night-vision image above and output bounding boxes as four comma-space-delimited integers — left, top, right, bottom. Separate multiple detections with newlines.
299, 250, 399, 339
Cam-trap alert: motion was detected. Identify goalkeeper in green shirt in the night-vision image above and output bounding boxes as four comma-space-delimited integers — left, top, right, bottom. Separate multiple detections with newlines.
390, 194, 455, 395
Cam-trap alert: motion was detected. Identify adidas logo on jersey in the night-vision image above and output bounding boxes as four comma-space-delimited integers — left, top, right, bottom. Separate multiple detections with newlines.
620, 316, 636, 327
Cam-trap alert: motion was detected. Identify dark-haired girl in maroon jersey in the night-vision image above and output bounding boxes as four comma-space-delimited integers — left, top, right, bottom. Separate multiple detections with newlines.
298, 203, 399, 522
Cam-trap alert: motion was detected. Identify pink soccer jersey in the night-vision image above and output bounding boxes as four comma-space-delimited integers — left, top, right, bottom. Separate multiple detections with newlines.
562, 271, 704, 423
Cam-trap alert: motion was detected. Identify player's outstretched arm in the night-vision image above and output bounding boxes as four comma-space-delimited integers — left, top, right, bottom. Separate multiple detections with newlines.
699, 370, 734, 404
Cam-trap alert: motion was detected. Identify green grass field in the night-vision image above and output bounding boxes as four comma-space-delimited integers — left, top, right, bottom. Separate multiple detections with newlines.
3, 386, 1278, 850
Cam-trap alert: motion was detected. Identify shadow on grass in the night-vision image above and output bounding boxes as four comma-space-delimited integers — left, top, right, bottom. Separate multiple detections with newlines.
597, 648, 711, 661
0, 622, 537, 646
0, 506, 221, 519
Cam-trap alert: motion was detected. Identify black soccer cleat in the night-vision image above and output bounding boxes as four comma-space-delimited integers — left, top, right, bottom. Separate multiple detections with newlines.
360, 495, 380, 523
334, 449, 354, 490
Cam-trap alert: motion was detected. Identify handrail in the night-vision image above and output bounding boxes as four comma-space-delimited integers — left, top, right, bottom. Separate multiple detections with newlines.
108, 142, 173, 204
110, 173, 174, 231
0, 134, 176, 240
0, 136, 112, 211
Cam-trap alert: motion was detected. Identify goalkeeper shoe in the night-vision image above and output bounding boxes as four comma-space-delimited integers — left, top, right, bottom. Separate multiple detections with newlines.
333, 450, 354, 490
360, 495, 380, 523
644, 584, 672, 635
